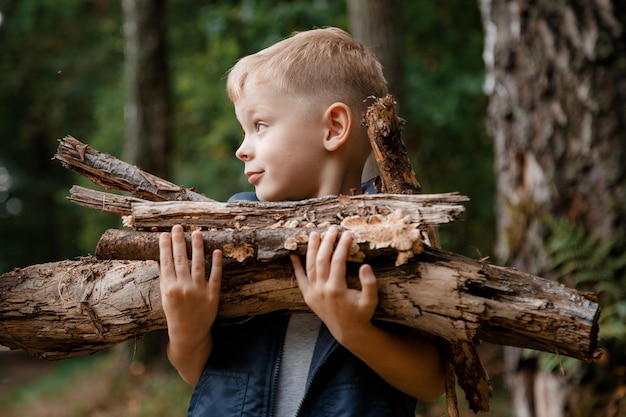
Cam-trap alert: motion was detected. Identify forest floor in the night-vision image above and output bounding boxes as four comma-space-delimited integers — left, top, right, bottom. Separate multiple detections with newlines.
0, 343, 511, 416
0, 344, 192, 417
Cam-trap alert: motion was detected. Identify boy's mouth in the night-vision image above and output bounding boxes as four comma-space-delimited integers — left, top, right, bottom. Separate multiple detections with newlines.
245, 170, 264, 185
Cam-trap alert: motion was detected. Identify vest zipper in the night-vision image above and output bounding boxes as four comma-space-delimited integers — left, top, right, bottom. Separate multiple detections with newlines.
269, 317, 288, 417
293, 338, 338, 417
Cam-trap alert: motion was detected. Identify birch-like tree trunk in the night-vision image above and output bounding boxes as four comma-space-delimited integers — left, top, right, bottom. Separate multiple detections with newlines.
480, 0, 626, 415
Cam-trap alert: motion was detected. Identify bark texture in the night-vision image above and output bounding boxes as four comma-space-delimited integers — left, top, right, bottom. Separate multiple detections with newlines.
481, 0, 626, 268
97, 190, 467, 265
480, 0, 626, 416
0, 248, 600, 361
55, 136, 212, 202
364, 95, 489, 414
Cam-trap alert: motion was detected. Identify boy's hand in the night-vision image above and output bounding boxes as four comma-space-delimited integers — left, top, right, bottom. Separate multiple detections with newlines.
290, 226, 379, 344
292, 226, 445, 401
159, 224, 222, 385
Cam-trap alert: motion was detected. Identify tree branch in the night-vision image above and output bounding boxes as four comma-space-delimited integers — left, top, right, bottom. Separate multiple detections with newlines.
55, 136, 213, 202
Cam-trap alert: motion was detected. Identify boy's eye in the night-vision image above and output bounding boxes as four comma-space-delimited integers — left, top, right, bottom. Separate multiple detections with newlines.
255, 122, 267, 132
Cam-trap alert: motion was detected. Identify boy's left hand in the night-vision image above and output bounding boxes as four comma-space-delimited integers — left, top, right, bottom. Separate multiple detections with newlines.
290, 226, 379, 344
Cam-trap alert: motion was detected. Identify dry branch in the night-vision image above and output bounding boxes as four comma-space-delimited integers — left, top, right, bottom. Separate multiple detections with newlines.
365, 95, 488, 413
365, 95, 422, 195
0, 248, 600, 362
55, 136, 213, 202
97, 227, 412, 264
0, 98, 602, 415
69, 185, 149, 215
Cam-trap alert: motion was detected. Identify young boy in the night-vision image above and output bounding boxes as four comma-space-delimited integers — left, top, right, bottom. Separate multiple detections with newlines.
158, 27, 445, 416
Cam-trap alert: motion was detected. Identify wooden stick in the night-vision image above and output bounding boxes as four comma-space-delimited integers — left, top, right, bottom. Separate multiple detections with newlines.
364, 94, 488, 413
69, 185, 149, 215
55, 136, 214, 202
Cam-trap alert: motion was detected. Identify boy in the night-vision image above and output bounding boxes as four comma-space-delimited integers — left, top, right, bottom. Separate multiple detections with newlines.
158, 27, 445, 416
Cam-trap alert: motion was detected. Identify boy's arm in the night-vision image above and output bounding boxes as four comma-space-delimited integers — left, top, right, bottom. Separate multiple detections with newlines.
159, 225, 222, 386
290, 227, 445, 401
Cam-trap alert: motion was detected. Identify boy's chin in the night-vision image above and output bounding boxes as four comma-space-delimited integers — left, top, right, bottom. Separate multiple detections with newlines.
256, 188, 293, 202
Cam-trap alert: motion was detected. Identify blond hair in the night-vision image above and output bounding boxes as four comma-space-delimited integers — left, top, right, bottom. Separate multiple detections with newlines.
226, 27, 388, 116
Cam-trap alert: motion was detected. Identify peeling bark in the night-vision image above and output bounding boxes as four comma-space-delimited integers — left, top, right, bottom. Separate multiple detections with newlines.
0, 248, 600, 361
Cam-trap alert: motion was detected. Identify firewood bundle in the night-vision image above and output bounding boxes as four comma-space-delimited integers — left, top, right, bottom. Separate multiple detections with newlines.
0, 97, 601, 415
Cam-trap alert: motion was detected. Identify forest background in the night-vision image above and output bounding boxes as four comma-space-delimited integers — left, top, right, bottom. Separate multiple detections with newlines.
2, 0, 617, 416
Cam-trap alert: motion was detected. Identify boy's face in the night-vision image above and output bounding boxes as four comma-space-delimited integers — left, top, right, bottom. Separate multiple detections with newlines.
234, 81, 330, 201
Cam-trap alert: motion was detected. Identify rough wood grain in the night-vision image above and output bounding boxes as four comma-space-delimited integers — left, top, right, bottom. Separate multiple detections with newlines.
126, 193, 468, 230
69, 185, 149, 215
55, 136, 213, 202
364, 94, 489, 413
0, 248, 600, 361
96, 228, 417, 265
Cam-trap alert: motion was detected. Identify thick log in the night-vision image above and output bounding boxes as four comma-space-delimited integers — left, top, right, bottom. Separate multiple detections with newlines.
0, 248, 600, 361
54, 136, 213, 202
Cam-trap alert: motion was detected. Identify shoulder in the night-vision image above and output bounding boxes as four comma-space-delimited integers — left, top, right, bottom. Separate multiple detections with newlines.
361, 178, 379, 194
227, 191, 259, 202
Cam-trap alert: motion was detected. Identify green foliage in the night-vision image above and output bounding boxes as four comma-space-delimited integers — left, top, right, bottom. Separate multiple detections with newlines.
544, 215, 626, 359
396, 1, 494, 255
0, 0, 123, 272
0, 0, 493, 265
165, 0, 348, 201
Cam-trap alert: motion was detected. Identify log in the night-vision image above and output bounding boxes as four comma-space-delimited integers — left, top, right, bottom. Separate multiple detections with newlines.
0, 106, 586, 414
110, 193, 467, 266
97, 228, 413, 264
54, 135, 213, 202
365, 94, 489, 413
0, 247, 600, 362
126, 193, 467, 231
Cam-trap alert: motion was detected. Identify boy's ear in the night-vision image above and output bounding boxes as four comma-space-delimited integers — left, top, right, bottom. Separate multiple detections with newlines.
322, 102, 352, 152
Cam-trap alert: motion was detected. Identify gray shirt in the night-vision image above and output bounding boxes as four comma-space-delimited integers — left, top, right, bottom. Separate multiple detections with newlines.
275, 313, 322, 417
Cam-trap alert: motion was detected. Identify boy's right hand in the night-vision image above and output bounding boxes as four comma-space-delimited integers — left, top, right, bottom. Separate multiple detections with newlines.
158, 224, 222, 385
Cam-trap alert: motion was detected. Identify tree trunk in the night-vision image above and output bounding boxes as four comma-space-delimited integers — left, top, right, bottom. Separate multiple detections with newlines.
0, 246, 600, 362
347, 0, 403, 181
347, 0, 402, 100
480, 0, 626, 415
121, 0, 172, 179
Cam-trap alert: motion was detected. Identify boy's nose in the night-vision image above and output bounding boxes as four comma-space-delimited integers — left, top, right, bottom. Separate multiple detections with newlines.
235, 140, 250, 161
235, 137, 253, 161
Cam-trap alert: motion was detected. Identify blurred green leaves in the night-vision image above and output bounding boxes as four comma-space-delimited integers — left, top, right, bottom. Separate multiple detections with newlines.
0, 0, 492, 273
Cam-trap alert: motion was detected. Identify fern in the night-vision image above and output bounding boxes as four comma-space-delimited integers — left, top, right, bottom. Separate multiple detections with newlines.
544, 216, 626, 347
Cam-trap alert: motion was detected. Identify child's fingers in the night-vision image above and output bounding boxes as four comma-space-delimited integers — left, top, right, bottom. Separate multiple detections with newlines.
291, 254, 308, 291
358, 264, 379, 308
314, 227, 339, 281
190, 230, 206, 283
207, 249, 223, 297
171, 225, 190, 275
158, 231, 175, 280
305, 231, 322, 284
327, 230, 350, 287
